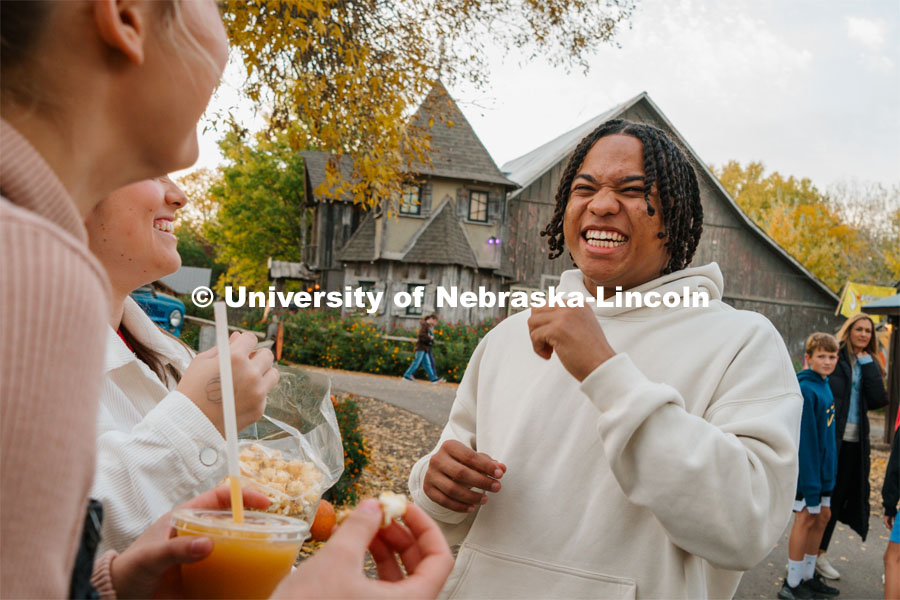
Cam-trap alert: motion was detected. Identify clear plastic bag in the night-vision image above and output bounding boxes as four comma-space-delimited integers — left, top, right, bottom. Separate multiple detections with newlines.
236, 369, 344, 523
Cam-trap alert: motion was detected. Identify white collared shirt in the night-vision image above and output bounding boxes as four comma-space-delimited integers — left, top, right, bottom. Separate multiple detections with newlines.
91, 298, 226, 553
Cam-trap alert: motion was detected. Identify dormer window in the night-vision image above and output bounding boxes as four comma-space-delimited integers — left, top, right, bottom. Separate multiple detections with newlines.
400, 183, 421, 215
468, 190, 488, 222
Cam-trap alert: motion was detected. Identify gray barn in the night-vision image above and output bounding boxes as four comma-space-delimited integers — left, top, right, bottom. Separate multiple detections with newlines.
500, 92, 842, 359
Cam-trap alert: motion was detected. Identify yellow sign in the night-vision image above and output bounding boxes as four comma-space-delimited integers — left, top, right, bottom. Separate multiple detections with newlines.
837, 282, 896, 323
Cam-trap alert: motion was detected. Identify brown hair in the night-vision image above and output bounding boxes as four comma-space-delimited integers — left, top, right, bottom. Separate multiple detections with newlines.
0, 1, 52, 107
119, 323, 192, 387
1, 1, 220, 109
836, 312, 879, 356
805, 332, 838, 356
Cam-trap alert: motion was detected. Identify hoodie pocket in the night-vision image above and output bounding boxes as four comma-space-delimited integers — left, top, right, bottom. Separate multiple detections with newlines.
443, 543, 636, 600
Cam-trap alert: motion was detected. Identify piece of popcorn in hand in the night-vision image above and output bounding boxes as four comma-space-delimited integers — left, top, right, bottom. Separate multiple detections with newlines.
378, 491, 408, 527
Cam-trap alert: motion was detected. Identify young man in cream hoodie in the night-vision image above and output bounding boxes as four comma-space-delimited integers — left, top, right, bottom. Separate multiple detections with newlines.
409, 120, 802, 599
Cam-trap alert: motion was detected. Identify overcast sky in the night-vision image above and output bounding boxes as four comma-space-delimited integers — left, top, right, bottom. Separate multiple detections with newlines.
188, 0, 899, 190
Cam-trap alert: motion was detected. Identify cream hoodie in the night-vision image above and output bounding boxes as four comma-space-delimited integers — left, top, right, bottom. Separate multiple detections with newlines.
409, 263, 801, 599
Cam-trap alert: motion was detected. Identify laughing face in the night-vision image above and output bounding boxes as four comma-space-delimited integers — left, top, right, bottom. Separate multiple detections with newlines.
562, 134, 669, 295
86, 177, 187, 294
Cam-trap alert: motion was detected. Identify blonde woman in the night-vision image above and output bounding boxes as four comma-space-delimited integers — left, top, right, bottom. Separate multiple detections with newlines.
1, 2, 451, 598
815, 312, 888, 580
1, 1, 227, 596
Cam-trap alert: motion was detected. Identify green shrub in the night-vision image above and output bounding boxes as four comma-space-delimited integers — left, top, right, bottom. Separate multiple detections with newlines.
329, 394, 369, 505
281, 309, 499, 382
180, 322, 200, 351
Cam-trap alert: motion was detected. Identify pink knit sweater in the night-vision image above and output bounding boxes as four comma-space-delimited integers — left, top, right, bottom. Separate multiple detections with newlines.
1, 121, 110, 598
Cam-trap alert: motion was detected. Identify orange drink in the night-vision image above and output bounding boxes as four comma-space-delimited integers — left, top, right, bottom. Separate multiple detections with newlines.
172, 509, 309, 599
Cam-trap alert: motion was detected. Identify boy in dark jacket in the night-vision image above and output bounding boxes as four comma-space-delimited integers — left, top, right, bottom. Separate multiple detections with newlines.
781, 333, 840, 600
883, 430, 899, 599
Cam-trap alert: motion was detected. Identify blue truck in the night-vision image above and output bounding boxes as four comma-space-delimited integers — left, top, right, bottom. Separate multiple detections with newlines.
130, 285, 185, 337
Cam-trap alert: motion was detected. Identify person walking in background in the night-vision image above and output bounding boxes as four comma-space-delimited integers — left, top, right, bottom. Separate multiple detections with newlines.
780, 333, 840, 600
883, 428, 900, 600
816, 312, 888, 581
403, 313, 445, 383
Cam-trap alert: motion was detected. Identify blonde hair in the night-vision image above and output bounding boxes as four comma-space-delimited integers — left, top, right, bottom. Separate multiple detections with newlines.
159, 1, 226, 88
836, 312, 879, 356
805, 332, 838, 356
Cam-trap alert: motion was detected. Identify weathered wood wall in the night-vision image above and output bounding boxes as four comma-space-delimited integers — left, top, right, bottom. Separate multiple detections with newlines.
343, 261, 504, 330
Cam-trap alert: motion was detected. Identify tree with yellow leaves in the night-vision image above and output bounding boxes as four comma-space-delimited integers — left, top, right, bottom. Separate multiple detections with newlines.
713, 161, 898, 291
220, 0, 635, 207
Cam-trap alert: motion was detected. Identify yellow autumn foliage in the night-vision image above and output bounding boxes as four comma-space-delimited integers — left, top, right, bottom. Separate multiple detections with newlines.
220, 0, 635, 208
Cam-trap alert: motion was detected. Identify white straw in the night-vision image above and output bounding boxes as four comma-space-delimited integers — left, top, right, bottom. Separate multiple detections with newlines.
213, 302, 243, 490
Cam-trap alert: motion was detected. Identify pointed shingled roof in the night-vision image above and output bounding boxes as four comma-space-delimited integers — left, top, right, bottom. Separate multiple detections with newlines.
402, 200, 478, 269
300, 150, 357, 202
410, 82, 516, 187
337, 214, 377, 262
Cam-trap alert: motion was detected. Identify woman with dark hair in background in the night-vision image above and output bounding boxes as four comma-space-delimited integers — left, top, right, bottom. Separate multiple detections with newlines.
815, 312, 888, 581
403, 313, 446, 383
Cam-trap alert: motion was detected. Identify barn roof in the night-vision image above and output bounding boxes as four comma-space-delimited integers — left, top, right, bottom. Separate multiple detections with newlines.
501, 98, 634, 196
159, 266, 211, 295
862, 294, 900, 315
501, 92, 839, 303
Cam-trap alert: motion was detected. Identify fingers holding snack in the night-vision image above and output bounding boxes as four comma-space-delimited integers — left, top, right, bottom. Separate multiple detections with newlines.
274, 494, 452, 599
423, 440, 505, 512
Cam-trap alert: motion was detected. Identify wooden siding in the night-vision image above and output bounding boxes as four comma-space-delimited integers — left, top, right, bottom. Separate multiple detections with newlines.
343, 261, 505, 329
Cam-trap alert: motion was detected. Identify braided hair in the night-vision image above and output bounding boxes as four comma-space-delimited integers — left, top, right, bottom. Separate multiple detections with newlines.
540, 119, 703, 275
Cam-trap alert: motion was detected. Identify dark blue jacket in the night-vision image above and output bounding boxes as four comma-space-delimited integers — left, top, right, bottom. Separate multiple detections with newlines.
796, 369, 837, 507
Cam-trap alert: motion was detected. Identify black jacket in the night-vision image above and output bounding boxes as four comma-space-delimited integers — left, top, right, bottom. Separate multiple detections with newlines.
827, 345, 888, 540
884, 432, 900, 519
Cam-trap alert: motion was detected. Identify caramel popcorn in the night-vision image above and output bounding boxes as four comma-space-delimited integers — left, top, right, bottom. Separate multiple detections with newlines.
235, 442, 324, 520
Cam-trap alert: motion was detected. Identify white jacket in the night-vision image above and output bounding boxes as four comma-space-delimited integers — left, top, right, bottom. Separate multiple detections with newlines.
92, 298, 226, 553
409, 263, 802, 599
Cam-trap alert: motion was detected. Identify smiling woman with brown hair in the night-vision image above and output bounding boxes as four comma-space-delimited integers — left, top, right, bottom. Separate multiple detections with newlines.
410, 119, 803, 599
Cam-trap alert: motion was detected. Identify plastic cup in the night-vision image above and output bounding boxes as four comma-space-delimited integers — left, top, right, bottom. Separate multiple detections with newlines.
172, 509, 309, 599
